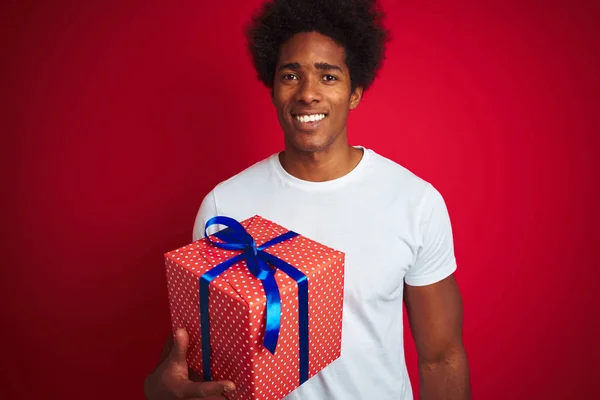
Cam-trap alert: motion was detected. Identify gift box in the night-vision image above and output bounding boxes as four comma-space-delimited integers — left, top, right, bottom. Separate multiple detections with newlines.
164, 215, 345, 400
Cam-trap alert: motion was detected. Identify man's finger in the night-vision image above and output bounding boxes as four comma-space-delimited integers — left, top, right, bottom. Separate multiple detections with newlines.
181, 380, 236, 398
169, 328, 189, 363
187, 397, 227, 400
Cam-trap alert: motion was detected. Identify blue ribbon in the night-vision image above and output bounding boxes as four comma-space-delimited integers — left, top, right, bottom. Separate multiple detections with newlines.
199, 216, 309, 385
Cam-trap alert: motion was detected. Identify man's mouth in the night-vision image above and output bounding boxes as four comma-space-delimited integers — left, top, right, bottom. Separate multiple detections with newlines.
292, 113, 327, 123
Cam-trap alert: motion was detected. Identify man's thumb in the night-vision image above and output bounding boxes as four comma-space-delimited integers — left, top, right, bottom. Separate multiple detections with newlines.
169, 328, 190, 363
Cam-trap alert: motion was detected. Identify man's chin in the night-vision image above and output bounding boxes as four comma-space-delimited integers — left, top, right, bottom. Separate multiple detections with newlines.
286, 137, 330, 153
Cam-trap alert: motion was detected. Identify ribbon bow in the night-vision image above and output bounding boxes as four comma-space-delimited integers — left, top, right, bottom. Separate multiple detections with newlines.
199, 216, 309, 384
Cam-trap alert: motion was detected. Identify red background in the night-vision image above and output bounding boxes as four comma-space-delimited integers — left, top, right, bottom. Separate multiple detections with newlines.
2, 1, 599, 399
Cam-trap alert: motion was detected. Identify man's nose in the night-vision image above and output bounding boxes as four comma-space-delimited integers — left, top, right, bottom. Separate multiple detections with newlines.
294, 77, 322, 104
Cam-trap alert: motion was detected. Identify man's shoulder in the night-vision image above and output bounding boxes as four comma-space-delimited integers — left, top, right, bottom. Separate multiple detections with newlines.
211, 153, 276, 194
366, 149, 434, 193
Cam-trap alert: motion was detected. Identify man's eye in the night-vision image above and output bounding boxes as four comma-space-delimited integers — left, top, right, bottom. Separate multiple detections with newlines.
323, 75, 338, 81
282, 74, 298, 80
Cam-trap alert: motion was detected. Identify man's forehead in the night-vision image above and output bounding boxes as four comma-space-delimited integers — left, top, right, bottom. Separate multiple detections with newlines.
278, 32, 346, 57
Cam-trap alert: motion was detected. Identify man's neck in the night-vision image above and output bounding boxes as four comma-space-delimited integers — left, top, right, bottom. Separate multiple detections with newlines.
279, 144, 364, 182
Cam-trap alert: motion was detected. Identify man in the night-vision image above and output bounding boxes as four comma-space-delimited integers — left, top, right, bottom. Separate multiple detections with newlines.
144, 0, 470, 398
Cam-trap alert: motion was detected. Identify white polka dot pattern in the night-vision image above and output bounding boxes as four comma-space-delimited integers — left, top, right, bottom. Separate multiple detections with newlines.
164, 215, 345, 400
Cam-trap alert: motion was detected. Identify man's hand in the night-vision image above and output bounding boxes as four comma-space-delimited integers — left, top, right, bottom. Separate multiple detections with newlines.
144, 328, 236, 399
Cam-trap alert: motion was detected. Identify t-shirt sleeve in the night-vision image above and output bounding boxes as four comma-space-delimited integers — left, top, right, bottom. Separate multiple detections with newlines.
192, 190, 218, 242
404, 184, 458, 286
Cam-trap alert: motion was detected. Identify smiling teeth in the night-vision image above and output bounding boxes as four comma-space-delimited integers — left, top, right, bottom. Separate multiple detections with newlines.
295, 114, 325, 123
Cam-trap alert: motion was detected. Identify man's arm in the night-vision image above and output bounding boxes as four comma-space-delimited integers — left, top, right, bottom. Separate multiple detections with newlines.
404, 274, 471, 400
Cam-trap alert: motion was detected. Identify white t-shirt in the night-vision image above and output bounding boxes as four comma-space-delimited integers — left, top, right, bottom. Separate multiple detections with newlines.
193, 147, 457, 400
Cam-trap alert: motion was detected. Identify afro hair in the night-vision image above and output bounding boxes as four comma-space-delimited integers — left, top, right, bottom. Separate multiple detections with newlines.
245, 0, 390, 91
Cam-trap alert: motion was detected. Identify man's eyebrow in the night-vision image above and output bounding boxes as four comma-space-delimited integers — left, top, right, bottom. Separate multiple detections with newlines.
277, 62, 343, 72
315, 62, 342, 72
278, 62, 301, 71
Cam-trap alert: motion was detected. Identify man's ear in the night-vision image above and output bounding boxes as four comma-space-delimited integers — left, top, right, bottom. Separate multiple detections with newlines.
349, 86, 364, 110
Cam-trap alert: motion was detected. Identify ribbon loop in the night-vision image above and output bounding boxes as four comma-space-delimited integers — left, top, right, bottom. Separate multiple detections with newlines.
205, 216, 256, 250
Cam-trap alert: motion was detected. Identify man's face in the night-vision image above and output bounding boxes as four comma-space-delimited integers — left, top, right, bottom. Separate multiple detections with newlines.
272, 31, 363, 153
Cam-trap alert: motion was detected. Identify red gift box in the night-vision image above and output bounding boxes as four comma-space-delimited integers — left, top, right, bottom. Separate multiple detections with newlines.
164, 215, 345, 400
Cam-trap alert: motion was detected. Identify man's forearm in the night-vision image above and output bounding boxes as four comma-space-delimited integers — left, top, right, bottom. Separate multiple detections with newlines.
419, 346, 471, 400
